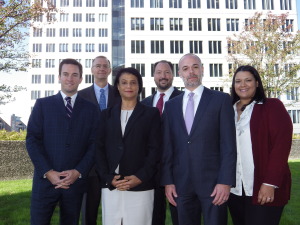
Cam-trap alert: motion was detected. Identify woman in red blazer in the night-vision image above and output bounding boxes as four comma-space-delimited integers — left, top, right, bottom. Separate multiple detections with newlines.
228, 65, 293, 225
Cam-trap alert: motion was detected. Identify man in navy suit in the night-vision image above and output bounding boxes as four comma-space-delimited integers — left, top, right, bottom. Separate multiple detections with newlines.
161, 54, 236, 225
26, 58, 99, 225
141, 60, 182, 225
78, 56, 120, 225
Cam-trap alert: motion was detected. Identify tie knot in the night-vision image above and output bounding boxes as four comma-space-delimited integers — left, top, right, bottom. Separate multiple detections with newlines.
65, 96, 71, 102
188, 92, 194, 98
160, 93, 165, 97
100, 89, 105, 93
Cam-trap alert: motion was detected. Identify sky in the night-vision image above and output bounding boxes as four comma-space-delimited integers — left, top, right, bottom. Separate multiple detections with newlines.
1, 2, 300, 125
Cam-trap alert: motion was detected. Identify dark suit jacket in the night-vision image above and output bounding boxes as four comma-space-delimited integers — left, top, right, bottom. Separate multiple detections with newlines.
141, 87, 182, 107
161, 87, 237, 197
26, 93, 99, 194
96, 102, 161, 191
250, 98, 292, 206
78, 84, 120, 112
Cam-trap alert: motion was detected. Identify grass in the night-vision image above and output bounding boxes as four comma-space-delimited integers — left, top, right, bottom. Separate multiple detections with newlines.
0, 160, 299, 225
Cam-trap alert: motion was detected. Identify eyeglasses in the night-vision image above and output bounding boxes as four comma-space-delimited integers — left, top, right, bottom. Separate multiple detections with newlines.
93, 64, 110, 69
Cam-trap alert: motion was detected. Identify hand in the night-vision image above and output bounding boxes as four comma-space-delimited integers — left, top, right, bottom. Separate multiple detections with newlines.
115, 175, 142, 191
55, 169, 80, 189
45, 170, 69, 189
257, 184, 275, 205
210, 184, 230, 205
165, 184, 178, 207
111, 175, 128, 190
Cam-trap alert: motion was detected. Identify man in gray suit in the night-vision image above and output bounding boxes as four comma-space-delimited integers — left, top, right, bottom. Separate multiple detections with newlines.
78, 56, 119, 225
161, 54, 236, 225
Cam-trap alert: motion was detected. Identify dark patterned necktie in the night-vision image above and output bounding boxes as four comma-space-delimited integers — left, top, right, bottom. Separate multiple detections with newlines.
65, 97, 72, 118
99, 89, 106, 111
156, 93, 165, 116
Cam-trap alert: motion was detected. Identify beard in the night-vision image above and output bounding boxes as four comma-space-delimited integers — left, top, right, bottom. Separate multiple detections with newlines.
155, 78, 173, 91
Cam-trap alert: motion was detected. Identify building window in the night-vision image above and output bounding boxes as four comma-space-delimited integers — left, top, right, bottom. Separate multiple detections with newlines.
33, 14, 43, 22
32, 43, 42, 52
209, 64, 223, 77
46, 59, 55, 68
288, 110, 300, 123
99, 43, 108, 52
99, 28, 108, 37
73, 0, 82, 7
45, 90, 55, 97
280, 0, 292, 10
99, 0, 108, 7
86, 28, 95, 37
47, 13, 56, 22
210, 87, 224, 92
33, 28, 42, 37
72, 43, 82, 52
86, 13, 95, 22
262, 0, 274, 9
151, 40, 164, 54
189, 41, 203, 54
32, 74, 41, 84
244, 0, 256, 9
73, 13, 82, 22
45, 74, 55, 84
59, 43, 68, 52
283, 19, 294, 32
286, 87, 299, 100
208, 18, 220, 31
131, 0, 144, 7
99, 13, 108, 22
150, 0, 163, 8
31, 91, 41, 100
170, 41, 183, 54
32, 59, 42, 68
188, 0, 201, 8
173, 63, 179, 77
189, 18, 202, 31
131, 40, 145, 53
170, 18, 183, 31
73, 28, 82, 37
60, 13, 68, 22
226, 0, 237, 8
60, 0, 69, 7
169, 0, 182, 8
46, 28, 55, 37
85, 74, 94, 83
85, 59, 93, 68
131, 63, 145, 77
86, 0, 95, 7
207, 0, 219, 9
46, 43, 55, 52
85, 44, 95, 52
59, 28, 69, 37
226, 18, 239, 31
131, 18, 145, 30
209, 41, 222, 54
150, 18, 164, 31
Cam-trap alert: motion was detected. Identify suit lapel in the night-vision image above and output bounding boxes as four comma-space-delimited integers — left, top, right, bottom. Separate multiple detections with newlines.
123, 102, 144, 139
54, 92, 69, 119
189, 87, 212, 135
172, 95, 187, 135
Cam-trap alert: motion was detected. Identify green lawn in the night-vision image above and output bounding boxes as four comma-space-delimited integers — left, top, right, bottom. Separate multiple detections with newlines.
0, 160, 299, 225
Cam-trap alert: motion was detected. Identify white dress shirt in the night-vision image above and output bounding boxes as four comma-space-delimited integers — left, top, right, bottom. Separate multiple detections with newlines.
182, 85, 204, 117
152, 86, 175, 111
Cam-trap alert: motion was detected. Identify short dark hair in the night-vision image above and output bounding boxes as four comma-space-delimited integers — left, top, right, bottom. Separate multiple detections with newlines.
114, 67, 143, 95
231, 65, 266, 105
92, 56, 111, 67
59, 58, 83, 78
153, 60, 174, 74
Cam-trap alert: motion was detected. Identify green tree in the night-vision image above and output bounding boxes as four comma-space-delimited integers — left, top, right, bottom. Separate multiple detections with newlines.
0, 0, 57, 104
227, 12, 300, 99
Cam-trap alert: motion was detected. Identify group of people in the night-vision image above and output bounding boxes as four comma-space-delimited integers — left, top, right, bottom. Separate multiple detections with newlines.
26, 53, 293, 225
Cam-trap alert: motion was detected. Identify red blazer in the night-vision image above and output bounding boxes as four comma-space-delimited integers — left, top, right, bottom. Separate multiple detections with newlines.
250, 98, 293, 206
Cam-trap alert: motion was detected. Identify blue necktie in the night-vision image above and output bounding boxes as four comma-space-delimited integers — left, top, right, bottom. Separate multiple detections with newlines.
99, 89, 106, 111
65, 97, 72, 118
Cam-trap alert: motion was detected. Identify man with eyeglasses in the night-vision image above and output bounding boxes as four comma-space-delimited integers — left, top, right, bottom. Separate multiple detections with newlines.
78, 55, 120, 225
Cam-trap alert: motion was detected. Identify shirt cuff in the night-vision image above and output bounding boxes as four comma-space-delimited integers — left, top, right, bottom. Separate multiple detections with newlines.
263, 183, 278, 188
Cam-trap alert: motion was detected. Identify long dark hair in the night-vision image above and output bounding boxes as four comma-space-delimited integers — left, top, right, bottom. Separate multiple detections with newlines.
231, 65, 266, 105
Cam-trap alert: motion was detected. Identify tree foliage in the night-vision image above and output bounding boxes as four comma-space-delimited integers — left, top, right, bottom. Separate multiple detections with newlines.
227, 12, 300, 98
0, 0, 57, 104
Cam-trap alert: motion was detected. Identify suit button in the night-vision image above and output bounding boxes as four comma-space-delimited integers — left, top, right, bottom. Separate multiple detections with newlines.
188, 141, 191, 144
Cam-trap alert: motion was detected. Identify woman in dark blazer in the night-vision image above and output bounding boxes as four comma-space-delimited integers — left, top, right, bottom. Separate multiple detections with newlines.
96, 67, 161, 225
228, 65, 293, 225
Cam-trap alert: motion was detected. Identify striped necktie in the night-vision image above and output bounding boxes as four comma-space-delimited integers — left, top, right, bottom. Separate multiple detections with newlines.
65, 97, 72, 118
